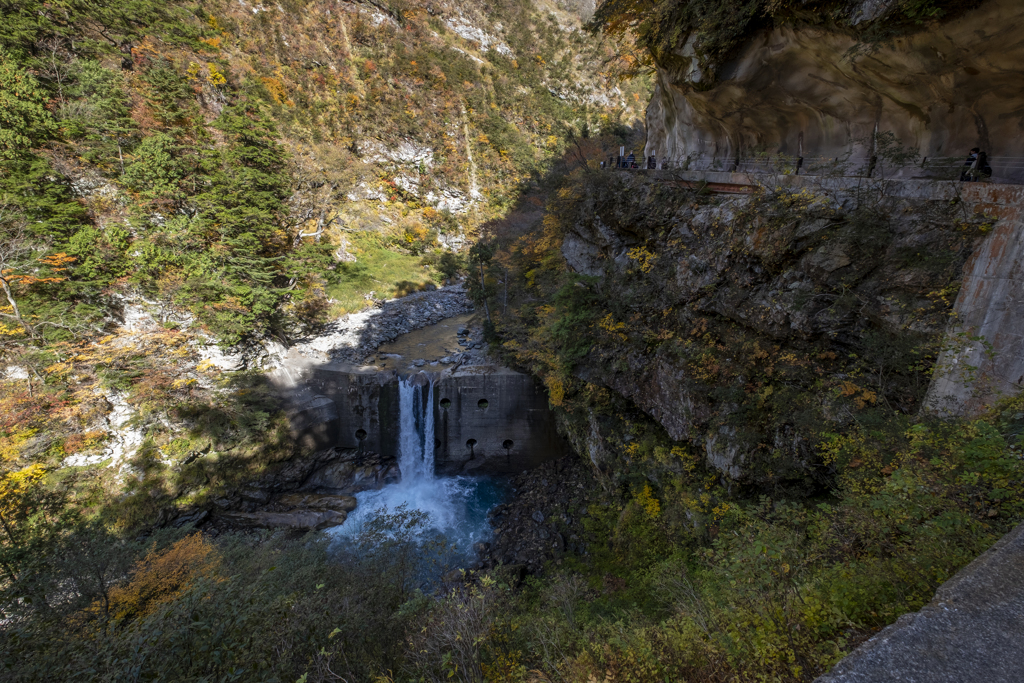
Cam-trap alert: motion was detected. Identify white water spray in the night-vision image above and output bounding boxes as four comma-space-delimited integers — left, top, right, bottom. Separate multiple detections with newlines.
333, 376, 502, 553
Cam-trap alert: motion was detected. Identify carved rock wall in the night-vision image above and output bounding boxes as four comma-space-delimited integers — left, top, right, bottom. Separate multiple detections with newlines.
645, 0, 1024, 179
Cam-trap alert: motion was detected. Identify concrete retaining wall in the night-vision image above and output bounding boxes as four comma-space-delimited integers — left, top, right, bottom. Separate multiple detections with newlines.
433, 368, 567, 475
925, 184, 1024, 415
270, 359, 569, 476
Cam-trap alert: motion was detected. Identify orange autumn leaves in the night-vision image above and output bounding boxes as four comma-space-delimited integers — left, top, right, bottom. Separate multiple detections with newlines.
82, 534, 220, 625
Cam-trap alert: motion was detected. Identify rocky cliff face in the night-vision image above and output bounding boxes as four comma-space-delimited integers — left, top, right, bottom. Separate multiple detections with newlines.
645, 0, 1024, 178
554, 171, 988, 486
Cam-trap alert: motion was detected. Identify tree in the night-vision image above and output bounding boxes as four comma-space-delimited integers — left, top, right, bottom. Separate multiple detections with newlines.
0, 0, 199, 67
154, 102, 305, 347
63, 60, 138, 173
0, 51, 90, 244
0, 50, 54, 159
121, 132, 189, 204
469, 242, 495, 327
0, 207, 74, 339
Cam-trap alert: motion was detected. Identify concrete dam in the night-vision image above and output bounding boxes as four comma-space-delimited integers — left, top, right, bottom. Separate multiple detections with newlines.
272, 356, 569, 476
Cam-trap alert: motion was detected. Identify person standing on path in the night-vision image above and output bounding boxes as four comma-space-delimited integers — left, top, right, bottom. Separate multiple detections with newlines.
626, 151, 636, 168
961, 148, 980, 181
975, 151, 993, 181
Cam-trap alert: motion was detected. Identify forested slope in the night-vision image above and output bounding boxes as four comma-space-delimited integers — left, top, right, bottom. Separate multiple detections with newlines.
0, 3, 648, 677
1, 0, 646, 348
0, 0, 646, 512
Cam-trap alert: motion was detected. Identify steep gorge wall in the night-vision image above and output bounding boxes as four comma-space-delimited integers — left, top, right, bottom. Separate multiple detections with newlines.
553, 171, 988, 485
645, 0, 1024, 177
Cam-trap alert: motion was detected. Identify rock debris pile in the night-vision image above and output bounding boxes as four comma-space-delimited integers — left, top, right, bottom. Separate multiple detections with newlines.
275, 284, 474, 366
481, 457, 595, 574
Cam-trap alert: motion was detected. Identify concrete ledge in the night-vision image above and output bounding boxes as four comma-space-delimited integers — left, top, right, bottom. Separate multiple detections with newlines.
817, 522, 1024, 682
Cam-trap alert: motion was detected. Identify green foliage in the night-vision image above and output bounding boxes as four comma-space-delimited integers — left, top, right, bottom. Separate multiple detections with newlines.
0, 156, 90, 242
65, 224, 132, 281
0, 51, 54, 158
141, 58, 199, 126
434, 251, 465, 281
61, 60, 138, 171
0, 0, 201, 63
451, 408, 1022, 683
550, 275, 601, 364
1, 517, 431, 682
121, 132, 188, 201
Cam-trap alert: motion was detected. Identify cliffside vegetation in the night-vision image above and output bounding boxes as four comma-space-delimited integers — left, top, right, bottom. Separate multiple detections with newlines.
453, 161, 1024, 680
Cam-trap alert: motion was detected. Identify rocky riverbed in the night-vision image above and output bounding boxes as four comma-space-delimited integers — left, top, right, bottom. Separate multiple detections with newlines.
183, 447, 399, 535
273, 283, 476, 366
198, 282, 481, 372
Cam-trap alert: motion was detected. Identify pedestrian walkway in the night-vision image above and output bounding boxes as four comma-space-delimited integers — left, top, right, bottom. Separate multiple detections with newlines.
606, 155, 1024, 185
816, 521, 1024, 683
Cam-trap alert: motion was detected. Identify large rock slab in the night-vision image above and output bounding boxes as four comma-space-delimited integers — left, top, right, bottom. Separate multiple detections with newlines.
220, 509, 348, 531
817, 522, 1024, 682
275, 492, 357, 512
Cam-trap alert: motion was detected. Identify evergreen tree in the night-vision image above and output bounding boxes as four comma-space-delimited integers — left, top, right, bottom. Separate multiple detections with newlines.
63, 60, 138, 174
183, 103, 293, 347
121, 132, 189, 204
0, 50, 54, 159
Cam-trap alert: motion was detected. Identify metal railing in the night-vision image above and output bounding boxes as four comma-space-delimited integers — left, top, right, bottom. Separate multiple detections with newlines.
605, 153, 1024, 185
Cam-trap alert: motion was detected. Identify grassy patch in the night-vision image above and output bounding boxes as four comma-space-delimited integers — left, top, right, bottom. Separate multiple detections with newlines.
327, 232, 436, 315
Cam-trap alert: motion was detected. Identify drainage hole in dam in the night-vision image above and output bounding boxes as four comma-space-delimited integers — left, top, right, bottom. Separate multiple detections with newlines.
355, 429, 367, 440
502, 440, 513, 450
477, 399, 489, 409
466, 438, 477, 447
434, 438, 441, 449
440, 398, 451, 409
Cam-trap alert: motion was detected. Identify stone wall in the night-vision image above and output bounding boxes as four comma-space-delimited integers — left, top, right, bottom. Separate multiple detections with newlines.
434, 367, 568, 475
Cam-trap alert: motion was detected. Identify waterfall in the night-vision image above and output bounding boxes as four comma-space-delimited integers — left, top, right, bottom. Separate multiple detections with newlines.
331, 375, 504, 557
423, 381, 435, 479
397, 376, 434, 483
